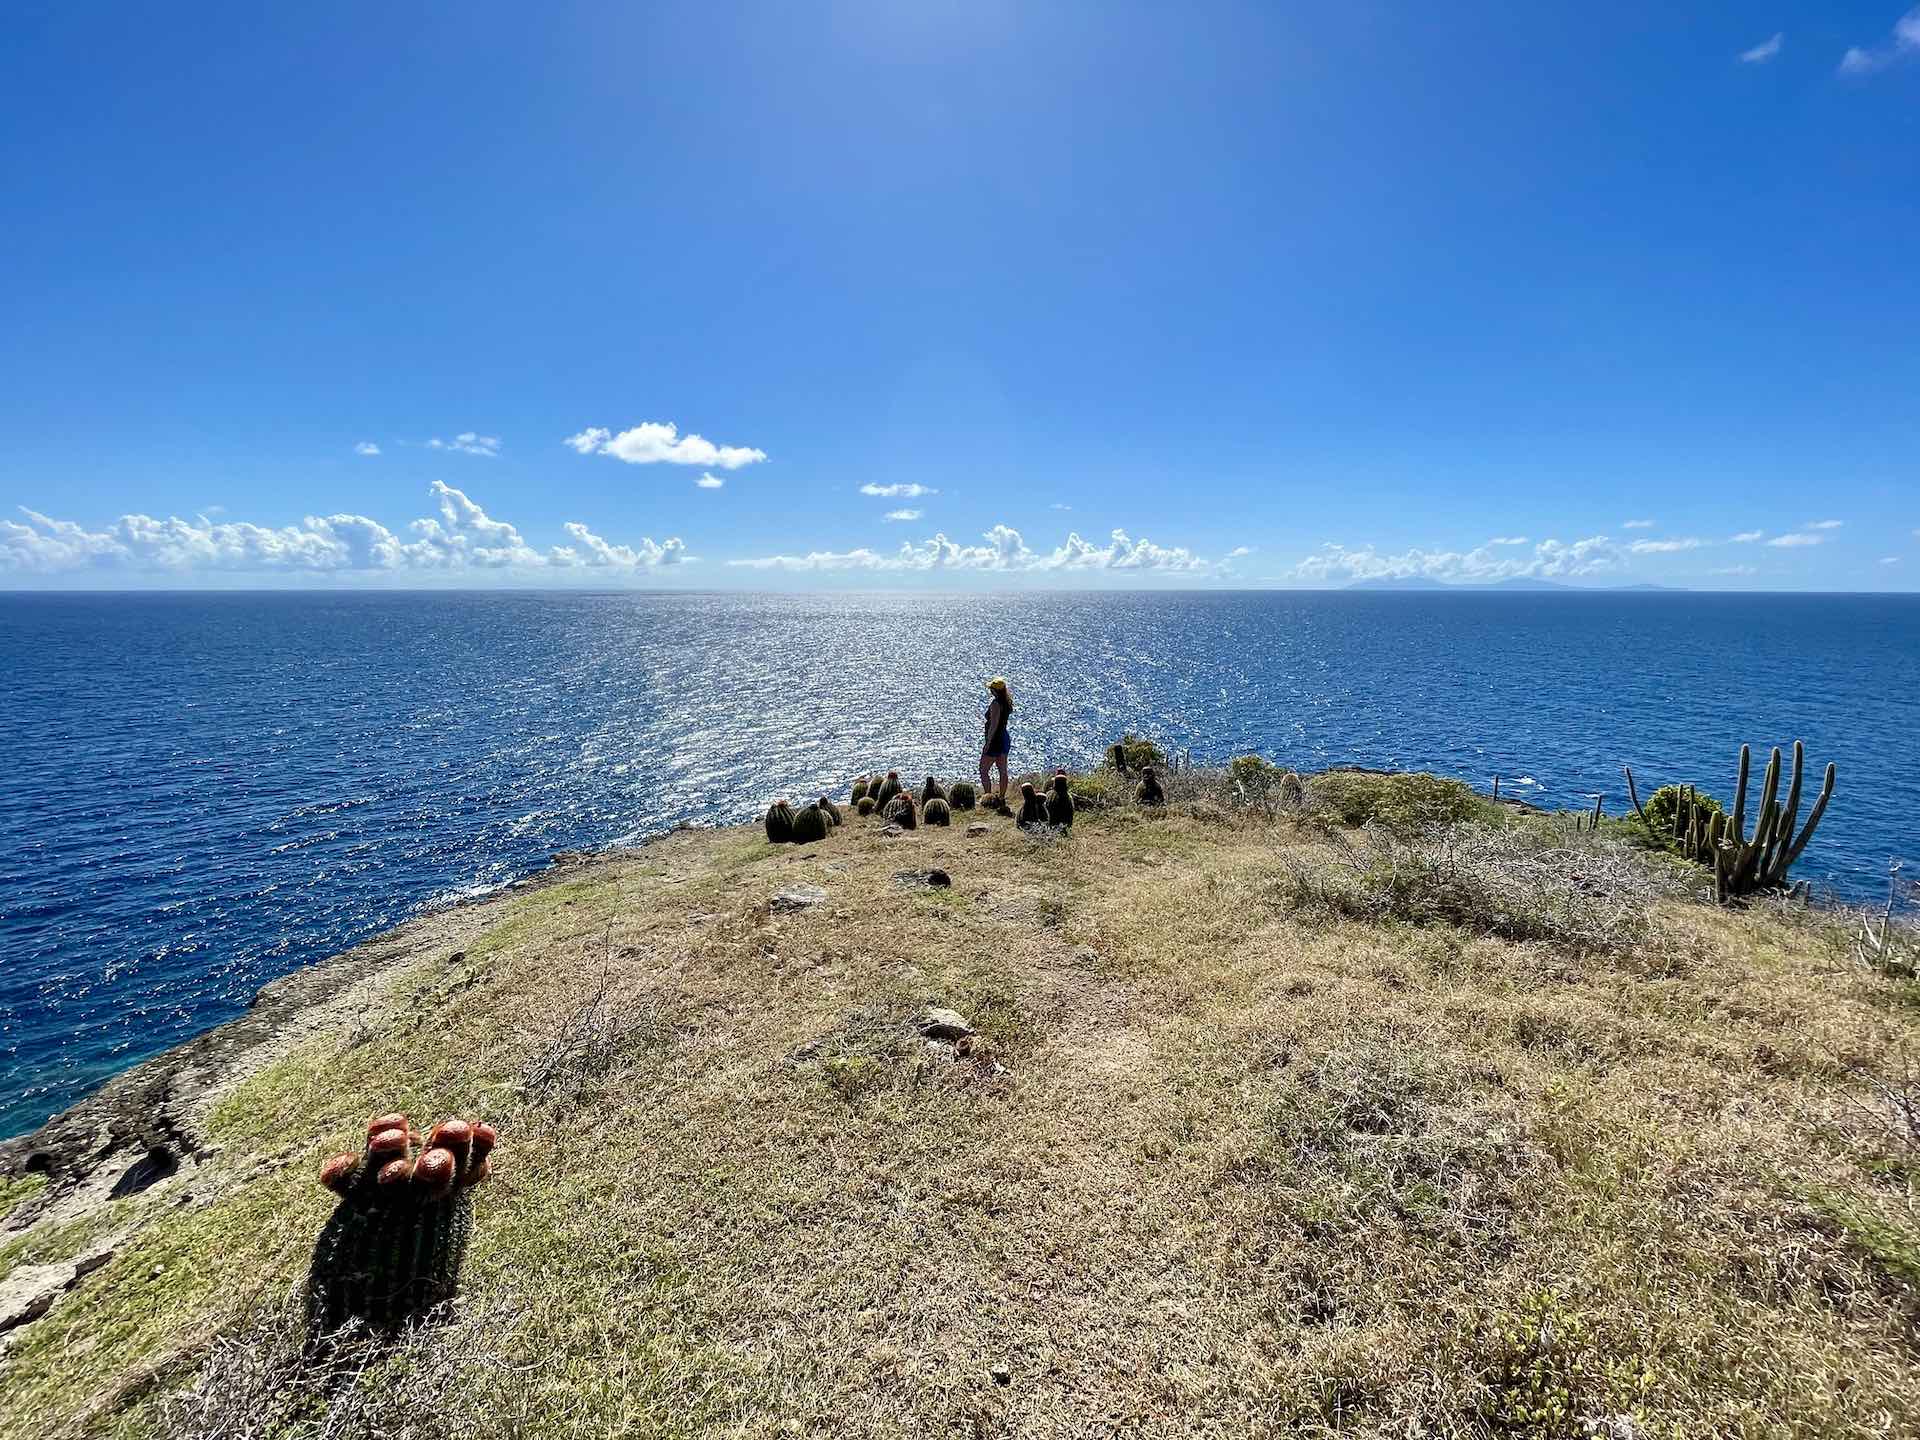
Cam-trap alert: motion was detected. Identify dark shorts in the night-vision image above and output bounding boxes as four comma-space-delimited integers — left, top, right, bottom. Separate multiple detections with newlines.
985, 731, 1010, 759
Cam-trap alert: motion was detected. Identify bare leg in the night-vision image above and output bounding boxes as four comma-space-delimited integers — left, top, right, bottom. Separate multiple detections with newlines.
979, 750, 993, 791
989, 754, 1010, 798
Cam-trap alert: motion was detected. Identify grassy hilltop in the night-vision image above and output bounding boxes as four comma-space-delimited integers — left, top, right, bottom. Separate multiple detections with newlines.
1, 765, 1917, 1438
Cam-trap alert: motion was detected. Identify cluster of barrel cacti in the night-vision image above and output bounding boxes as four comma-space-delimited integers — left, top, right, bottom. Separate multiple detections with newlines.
1625, 741, 1835, 902
309, 1111, 495, 1334
765, 797, 840, 845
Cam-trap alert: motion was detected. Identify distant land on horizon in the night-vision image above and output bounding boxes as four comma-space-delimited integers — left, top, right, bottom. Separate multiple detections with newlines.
1346, 577, 1686, 594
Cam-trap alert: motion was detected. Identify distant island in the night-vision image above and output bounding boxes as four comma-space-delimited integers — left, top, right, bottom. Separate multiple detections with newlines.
1347, 577, 1685, 593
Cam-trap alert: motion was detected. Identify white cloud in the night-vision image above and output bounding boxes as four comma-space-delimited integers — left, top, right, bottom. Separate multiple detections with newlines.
1838, 7, 1920, 73
427, 432, 500, 457
729, 524, 1206, 575
565, 422, 765, 470
353, 441, 381, 457
1806, 519, 1844, 530
1740, 33, 1783, 64
1488, 536, 1530, 546
1729, 530, 1765, 543
883, 509, 922, 522
1295, 535, 1619, 584
1622, 519, 1655, 529
1881, 556, 1903, 565
1226, 546, 1253, 559
858, 482, 938, 498
1, 483, 687, 577
1050, 502, 1072, 511
695, 474, 724, 490
1766, 532, 1824, 548
1710, 565, 1758, 577
1629, 537, 1703, 554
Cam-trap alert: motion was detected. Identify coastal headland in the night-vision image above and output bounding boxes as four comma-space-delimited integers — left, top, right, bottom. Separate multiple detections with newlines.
1, 765, 1914, 1436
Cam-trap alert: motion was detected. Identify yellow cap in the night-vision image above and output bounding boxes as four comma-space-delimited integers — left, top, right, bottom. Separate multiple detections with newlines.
987, 675, 1008, 691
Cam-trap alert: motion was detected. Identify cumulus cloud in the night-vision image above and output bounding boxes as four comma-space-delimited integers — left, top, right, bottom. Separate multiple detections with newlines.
427, 432, 500, 457
883, 509, 922, 522
565, 422, 765, 470
1740, 33, 1783, 64
1766, 532, 1824, 548
729, 525, 1206, 575
1729, 530, 1765, 543
1, 483, 687, 578
695, 475, 724, 489
1838, 7, 1920, 73
353, 441, 381, 457
1488, 536, 1530, 546
1628, 537, 1703, 554
1806, 519, 1844, 530
1050, 502, 1072, 511
1882, 556, 1903, 565
1226, 546, 1253, 559
1295, 535, 1619, 584
1622, 519, 1655, 529
859, 482, 937, 498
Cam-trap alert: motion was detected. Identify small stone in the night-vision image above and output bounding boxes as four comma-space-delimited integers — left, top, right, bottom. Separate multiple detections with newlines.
881, 825, 904, 837
991, 1363, 1012, 1385
967, 823, 990, 837
920, 1007, 973, 1041
770, 886, 827, 913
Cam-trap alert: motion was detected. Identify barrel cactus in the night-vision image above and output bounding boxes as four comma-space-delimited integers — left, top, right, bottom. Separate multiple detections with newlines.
924, 797, 952, 826
873, 772, 903, 810
884, 792, 918, 829
1017, 782, 1048, 829
792, 802, 830, 844
949, 780, 978, 811
309, 1112, 495, 1335
765, 799, 795, 844
920, 776, 948, 807
817, 796, 843, 827
856, 796, 877, 816
850, 777, 870, 805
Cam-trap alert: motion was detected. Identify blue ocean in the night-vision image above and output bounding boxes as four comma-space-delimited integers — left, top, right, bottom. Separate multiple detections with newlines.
2, 589, 1915, 1137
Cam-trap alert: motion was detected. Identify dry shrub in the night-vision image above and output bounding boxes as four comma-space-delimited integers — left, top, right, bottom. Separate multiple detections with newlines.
1274, 822, 1682, 954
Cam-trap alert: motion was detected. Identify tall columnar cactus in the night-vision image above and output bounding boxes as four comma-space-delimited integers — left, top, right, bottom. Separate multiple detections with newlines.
1625, 742, 1835, 902
309, 1112, 496, 1335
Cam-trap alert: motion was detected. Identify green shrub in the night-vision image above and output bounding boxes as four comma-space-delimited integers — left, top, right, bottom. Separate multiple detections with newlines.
1642, 783, 1723, 843
1065, 770, 1130, 812
1227, 755, 1303, 811
1105, 734, 1166, 774
1309, 771, 1484, 834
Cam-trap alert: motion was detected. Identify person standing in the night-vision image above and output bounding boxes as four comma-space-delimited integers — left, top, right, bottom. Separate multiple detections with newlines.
980, 676, 1013, 802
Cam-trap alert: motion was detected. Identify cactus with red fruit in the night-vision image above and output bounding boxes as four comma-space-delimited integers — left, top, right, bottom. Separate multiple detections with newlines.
308, 1111, 495, 1334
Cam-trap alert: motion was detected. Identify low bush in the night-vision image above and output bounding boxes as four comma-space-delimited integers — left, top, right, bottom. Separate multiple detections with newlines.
1105, 733, 1166, 774
1273, 821, 1678, 953
1309, 771, 1485, 835
1642, 783, 1724, 845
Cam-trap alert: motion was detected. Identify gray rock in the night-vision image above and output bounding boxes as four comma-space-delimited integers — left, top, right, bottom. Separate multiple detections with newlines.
769, 885, 827, 913
920, 1007, 973, 1041
967, 823, 990, 837
881, 824, 904, 837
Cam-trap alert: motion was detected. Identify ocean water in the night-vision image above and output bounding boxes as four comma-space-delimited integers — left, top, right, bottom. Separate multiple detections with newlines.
2, 589, 1915, 1138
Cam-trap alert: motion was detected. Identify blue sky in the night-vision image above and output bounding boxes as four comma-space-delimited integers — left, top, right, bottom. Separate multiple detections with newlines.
2, 2, 1915, 590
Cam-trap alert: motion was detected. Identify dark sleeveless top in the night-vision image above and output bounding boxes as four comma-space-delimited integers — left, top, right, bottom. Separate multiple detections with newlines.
986, 695, 1011, 751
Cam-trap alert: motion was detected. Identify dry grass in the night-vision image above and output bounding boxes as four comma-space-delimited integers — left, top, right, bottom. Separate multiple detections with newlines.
4, 788, 1919, 1438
